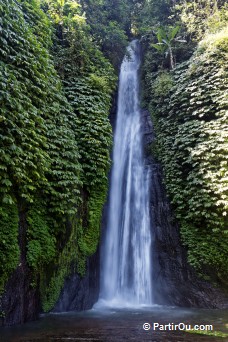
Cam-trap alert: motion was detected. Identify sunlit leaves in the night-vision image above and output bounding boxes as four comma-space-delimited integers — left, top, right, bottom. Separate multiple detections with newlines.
148, 29, 228, 280
64, 75, 114, 188
0, 0, 117, 308
0, 0, 82, 291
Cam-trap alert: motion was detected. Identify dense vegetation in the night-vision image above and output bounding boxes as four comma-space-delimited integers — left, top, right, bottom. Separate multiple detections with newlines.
0, 0, 125, 311
0, 0, 227, 317
140, 0, 228, 285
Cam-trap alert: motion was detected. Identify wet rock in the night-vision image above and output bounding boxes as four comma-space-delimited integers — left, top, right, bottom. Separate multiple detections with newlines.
0, 210, 39, 326
0, 266, 39, 326
53, 248, 100, 312
141, 109, 227, 308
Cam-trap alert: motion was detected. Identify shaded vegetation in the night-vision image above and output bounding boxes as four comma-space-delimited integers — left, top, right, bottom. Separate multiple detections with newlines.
0, 0, 119, 310
140, 0, 228, 285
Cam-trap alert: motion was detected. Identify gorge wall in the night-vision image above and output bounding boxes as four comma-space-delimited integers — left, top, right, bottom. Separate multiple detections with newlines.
0, 0, 118, 326
1, 0, 227, 328
1, 74, 226, 328
142, 110, 227, 308
53, 96, 227, 315
51, 92, 119, 313
53, 250, 100, 312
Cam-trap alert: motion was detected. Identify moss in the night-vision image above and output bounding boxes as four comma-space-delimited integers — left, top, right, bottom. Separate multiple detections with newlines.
0, 203, 19, 293
78, 183, 107, 257
185, 329, 228, 338
40, 217, 80, 312
26, 201, 56, 270
40, 183, 108, 312
40, 266, 67, 313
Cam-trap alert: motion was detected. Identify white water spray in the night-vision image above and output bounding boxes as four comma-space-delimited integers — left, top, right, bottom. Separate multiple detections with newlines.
97, 40, 152, 307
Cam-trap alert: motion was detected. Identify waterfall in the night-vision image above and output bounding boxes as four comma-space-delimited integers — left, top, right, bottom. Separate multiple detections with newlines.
98, 40, 152, 307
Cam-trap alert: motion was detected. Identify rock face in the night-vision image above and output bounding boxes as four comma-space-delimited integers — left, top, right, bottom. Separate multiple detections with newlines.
1, 94, 226, 328
53, 249, 100, 312
141, 109, 227, 308
53, 107, 227, 313
0, 210, 39, 326
0, 91, 118, 325
0, 265, 39, 326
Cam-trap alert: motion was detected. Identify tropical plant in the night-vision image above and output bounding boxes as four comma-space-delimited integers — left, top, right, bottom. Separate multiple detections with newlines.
151, 25, 186, 69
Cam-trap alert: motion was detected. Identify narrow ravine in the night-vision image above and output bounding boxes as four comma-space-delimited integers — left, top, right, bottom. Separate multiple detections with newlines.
1, 39, 228, 341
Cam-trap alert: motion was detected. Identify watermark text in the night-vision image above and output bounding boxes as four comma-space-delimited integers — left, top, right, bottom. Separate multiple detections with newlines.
143, 322, 213, 332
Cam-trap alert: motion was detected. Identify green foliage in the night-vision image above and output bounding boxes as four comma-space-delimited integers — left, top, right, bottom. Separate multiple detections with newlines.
185, 329, 228, 339
153, 71, 173, 98
20, 0, 53, 48
151, 25, 186, 69
0, 0, 81, 211
79, 0, 129, 69
47, 1, 117, 190
101, 20, 129, 69
41, 266, 67, 313
64, 75, 114, 188
0, 0, 128, 321
43, 97, 82, 217
78, 184, 107, 256
26, 201, 56, 269
176, 0, 228, 41
43, 0, 84, 27
147, 28, 228, 282
0, 203, 19, 293
138, 0, 174, 34
40, 217, 81, 312
0, 0, 49, 204
0, 0, 118, 313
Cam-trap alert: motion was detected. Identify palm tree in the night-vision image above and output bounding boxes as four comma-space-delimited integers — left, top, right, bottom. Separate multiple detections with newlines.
151, 25, 186, 69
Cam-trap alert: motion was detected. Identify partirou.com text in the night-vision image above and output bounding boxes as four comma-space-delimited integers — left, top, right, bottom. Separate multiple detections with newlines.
143, 322, 213, 331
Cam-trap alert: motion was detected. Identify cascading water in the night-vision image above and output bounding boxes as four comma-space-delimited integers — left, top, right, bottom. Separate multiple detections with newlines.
98, 40, 152, 307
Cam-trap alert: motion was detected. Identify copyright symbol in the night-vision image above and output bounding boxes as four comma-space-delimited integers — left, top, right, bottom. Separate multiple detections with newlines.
143, 323, 151, 331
